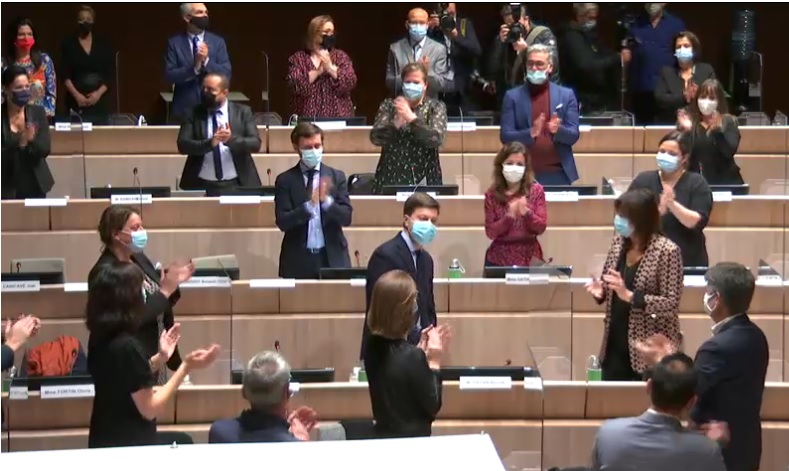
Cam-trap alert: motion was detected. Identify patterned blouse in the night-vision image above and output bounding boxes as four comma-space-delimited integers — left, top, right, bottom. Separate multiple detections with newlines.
369, 98, 447, 194
286, 49, 357, 118
484, 183, 547, 266
13, 53, 57, 117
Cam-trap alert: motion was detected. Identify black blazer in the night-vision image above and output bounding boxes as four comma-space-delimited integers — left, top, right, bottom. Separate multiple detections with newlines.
690, 314, 768, 471
88, 250, 182, 370
360, 233, 437, 360
274, 163, 352, 279
1, 104, 54, 199
176, 101, 262, 189
654, 62, 715, 124
363, 335, 442, 438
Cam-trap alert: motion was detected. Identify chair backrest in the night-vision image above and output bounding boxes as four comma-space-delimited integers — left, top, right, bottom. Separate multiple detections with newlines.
348, 173, 376, 195
254, 112, 282, 126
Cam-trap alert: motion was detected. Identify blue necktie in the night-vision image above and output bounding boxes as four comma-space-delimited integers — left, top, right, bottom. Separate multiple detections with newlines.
192, 36, 199, 60
211, 112, 223, 181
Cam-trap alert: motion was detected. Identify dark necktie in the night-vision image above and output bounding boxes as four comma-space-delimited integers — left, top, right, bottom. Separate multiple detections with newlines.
211, 112, 223, 181
305, 169, 316, 194
192, 36, 199, 60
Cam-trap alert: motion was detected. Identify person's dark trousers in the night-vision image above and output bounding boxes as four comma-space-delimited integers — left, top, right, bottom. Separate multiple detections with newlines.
196, 177, 242, 192
632, 91, 657, 125
535, 169, 572, 186
155, 431, 194, 445
293, 248, 330, 280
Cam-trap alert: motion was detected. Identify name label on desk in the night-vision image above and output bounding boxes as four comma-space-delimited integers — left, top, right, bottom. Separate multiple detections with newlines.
111, 194, 152, 205
64, 282, 89, 292
1, 280, 40, 292
9, 386, 29, 400
249, 278, 297, 289
545, 192, 579, 202
54, 122, 93, 132
24, 198, 68, 207
459, 376, 512, 390
180, 276, 232, 288
712, 191, 733, 202
757, 275, 784, 287
40, 384, 95, 399
289, 382, 301, 395
312, 121, 347, 131
350, 278, 366, 287
523, 377, 544, 391
219, 195, 262, 205
683, 275, 707, 287
447, 122, 476, 132
504, 273, 549, 285
396, 191, 437, 202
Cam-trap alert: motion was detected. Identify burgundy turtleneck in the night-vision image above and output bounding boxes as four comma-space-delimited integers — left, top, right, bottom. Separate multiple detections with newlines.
528, 82, 561, 173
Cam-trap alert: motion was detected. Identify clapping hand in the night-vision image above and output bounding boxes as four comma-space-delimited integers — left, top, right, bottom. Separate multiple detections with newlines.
660, 186, 676, 213
584, 276, 604, 299
319, 177, 333, 202
394, 97, 415, 123
516, 197, 530, 216
700, 421, 730, 444
419, 55, 431, 67
4, 315, 40, 350
195, 42, 209, 66
677, 109, 692, 131
288, 406, 318, 432
19, 123, 37, 147
289, 416, 311, 441
183, 344, 221, 370
683, 82, 697, 103
634, 333, 675, 367
214, 123, 232, 144
159, 261, 196, 297
602, 269, 631, 301
158, 323, 181, 360
547, 113, 561, 135
708, 112, 723, 130
530, 113, 546, 139
507, 198, 520, 218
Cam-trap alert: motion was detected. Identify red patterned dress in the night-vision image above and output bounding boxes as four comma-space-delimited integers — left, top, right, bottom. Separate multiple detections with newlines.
286, 49, 357, 118
484, 183, 548, 266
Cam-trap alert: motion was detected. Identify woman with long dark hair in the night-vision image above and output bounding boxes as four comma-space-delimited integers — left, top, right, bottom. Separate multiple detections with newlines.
484, 142, 547, 267
86, 261, 219, 448
3, 18, 56, 118
654, 31, 715, 124
586, 188, 683, 381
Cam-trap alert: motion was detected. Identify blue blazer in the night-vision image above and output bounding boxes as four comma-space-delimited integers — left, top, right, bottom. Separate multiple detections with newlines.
499, 83, 580, 183
164, 31, 232, 119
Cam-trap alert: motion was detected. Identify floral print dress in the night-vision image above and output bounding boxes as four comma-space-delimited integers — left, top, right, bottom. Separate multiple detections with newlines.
13, 53, 57, 118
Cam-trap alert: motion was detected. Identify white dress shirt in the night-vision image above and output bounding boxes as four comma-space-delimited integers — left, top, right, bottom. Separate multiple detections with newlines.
198, 99, 238, 182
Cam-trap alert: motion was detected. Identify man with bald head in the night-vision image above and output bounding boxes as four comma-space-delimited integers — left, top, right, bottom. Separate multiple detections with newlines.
386, 8, 453, 99
166, 3, 232, 122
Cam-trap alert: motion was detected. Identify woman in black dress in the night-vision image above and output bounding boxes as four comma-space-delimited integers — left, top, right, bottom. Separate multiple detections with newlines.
1, 65, 54, 199
86, 260, 219, 448
369, 62, 447, 194
364, 269, 450, 438
61, 5, 114, 125
628, 131, 713, 268
677, 79, 744, 185
89, 205, 195, 384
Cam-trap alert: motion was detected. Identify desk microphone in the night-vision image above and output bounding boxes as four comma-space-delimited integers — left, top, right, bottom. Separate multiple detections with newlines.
133, 167, 143, 221
354, 250, 361, 268
16, 262, 21, 273
70, 108, 88, 198
266, 168, 272, 186
274, 340, 281, 353
505, 359, 512, 366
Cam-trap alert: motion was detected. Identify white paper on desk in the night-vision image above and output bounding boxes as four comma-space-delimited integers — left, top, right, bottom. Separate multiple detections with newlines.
545, 191, 579, 202
447, 122, 476, 132
249, 278, 297, 289
111, 194, 152, 205
350, 278, 366, 287
40, 384, 95, 399
24, 198, 68, 207
712, 191, 733, 202
63, 282, 89, 292
579, 125, 593, 133
180, 276, 232, 288
683, 275, 707, 287
1, 280, 40, 292
459, 376, 512, 390
9, 386, 28, 400
219, 195, 262, 205
313, 121, 346, 131
523, 377, 544, 391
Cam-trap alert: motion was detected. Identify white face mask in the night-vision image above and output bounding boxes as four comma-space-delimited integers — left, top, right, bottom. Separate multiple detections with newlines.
502, 164, 525, 183
698, 98, 718, 116
703, 292, 718, 317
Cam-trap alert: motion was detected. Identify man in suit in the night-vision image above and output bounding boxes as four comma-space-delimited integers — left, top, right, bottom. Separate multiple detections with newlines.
360, 193, 440, 360
637, 262, 769, 471
209, 351, 317, 443
500, 44, 580, 186
176, 73, 261, 191
592, 352, 726, 471
426, 3, 481, 114
165, 3, 232, 122
274, 123, 352, 279
386, 8, 453, 100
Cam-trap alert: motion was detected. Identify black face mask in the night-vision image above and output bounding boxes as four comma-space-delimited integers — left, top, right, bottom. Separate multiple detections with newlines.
190, 16, 210, 31
201, 90, 220, 110
320, 34, 336, 50
78, 22, 93, 36
11, 89, 31, 107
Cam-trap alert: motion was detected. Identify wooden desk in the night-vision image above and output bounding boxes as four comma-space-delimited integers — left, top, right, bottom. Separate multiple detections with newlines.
3, 196, 786, 232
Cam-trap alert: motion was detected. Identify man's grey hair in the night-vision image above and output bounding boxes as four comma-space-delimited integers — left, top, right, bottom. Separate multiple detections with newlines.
242, 351, 291, 411
180, 3, 194, 16
526, 44, 555, 64
573, 3, 599, 17
705, 262, 756, 315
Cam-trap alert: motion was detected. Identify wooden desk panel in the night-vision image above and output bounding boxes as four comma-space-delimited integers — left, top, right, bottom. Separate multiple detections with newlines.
0, 202, 50, 232
16, 196, 785, 231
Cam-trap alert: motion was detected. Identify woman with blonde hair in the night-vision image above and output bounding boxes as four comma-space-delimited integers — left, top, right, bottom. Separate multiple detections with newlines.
363, 269, 450, 438
286, 15, 357, 118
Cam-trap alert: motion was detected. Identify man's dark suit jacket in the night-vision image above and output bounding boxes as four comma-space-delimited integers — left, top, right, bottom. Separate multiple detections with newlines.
428, 16, 482, 95
164, 31, 232, 120
691, 314, 768, 471
654, 62, 716, 124
176, 101, 262, 190
274, 163, 352, 279
208, 409, 297, 443
360, 233, 437, 360
87, 250, 182, 371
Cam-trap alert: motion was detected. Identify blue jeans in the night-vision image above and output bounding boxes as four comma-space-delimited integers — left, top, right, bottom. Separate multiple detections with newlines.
535, 169, 572, 186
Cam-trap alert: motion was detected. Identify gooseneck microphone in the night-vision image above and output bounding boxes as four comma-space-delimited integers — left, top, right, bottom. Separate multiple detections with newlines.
70, 109, 88, 198
354, 250, 361, 268
458, 106, 465, 194
133, 167, 143, 220
266, 168, 272, 186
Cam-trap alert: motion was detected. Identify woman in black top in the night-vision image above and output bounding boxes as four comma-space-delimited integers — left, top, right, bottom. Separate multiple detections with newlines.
370, 62, 447, 194
654, 31, 715, 124
678, 79, 744, 185
1, 66, 54, 199
61, 6, 114, 125
86, 261, 219, 448
363, 269, 450, 438
88, 205, 195, 384
629, 131, 713, 267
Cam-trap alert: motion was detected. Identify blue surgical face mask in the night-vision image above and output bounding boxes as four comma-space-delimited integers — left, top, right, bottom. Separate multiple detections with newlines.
410, 219, 437, 246
613, 214, 633, 238
675, 47, 693, 62
128, 229, 148, 252
402, 82, 424, 100
656, 151, 680, 173
301, 148, 323, 168
526, 69, 548, 85
408, 24, 428, 41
